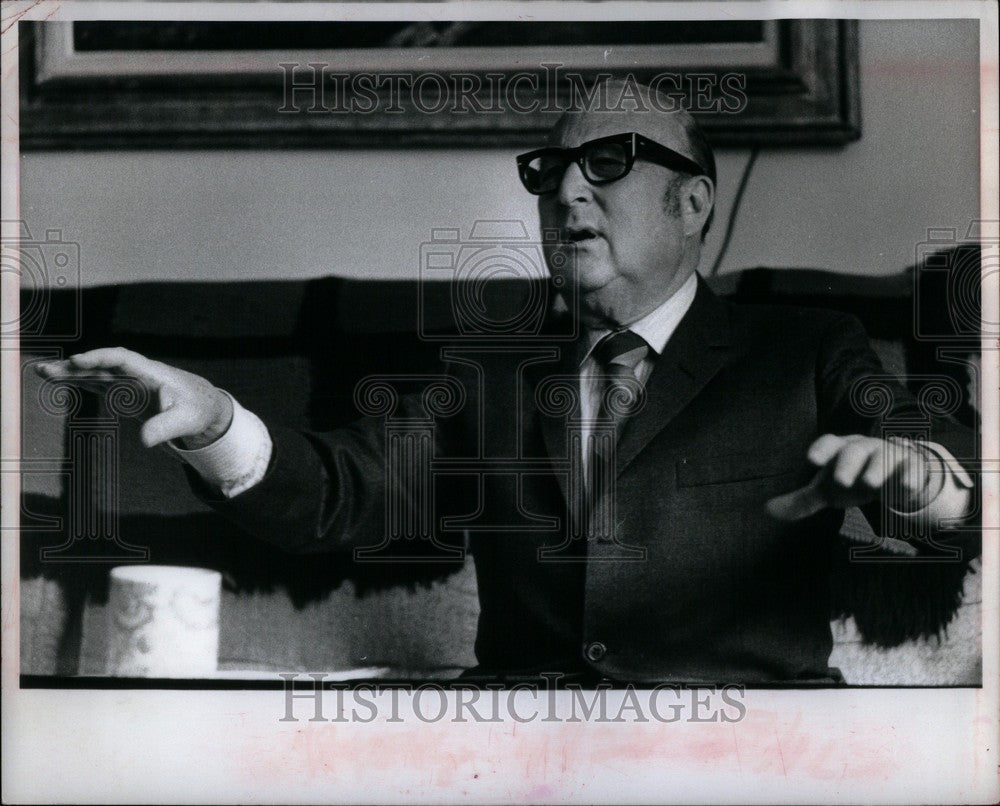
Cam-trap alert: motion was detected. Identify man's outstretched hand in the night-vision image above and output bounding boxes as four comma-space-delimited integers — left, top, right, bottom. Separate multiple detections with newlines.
766, 434, 935, 521
35, 348, 233, 450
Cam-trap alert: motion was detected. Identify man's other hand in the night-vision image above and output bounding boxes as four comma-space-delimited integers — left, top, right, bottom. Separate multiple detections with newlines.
765, 434, 937, 521
35, 348, 233, 450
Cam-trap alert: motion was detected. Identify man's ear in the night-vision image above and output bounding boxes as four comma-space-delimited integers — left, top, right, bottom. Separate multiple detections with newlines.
681, 176, 715, 237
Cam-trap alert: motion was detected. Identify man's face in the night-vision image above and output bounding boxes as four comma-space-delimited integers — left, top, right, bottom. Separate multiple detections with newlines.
539, 113, 694, 328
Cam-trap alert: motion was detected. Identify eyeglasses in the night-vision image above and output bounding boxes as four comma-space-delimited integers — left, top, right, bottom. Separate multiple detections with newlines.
516, 132, 709, 195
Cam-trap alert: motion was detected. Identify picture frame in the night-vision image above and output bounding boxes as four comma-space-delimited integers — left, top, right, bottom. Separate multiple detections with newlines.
19, 19, 860, 148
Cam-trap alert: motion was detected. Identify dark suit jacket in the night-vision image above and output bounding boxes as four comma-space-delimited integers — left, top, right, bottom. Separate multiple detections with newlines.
200, 278, 975, 684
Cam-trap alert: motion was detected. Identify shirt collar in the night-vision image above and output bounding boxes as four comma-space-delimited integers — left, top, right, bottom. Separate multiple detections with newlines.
579, 271, 699, 366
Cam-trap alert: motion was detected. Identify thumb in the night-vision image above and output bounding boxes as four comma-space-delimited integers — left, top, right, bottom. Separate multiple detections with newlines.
140, 405, 201, 448
159, 385, 178, 411
765, 473, 826, 521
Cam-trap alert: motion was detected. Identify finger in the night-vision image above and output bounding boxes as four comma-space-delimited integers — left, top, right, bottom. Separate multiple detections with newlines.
66, 347, 161, 382
831, 439, 878, 488
140, 406, 201, 449
766, 474, 826, 521
33, 360, 59, 377
33, 361, 141, 400
34, 360, 117, 383
33, 359, 119, 379
860, 442, 896, 489
886, 441, 933, 507
807, 434, 847, 467
34, 362, 160, 407
36, 349, 139, 377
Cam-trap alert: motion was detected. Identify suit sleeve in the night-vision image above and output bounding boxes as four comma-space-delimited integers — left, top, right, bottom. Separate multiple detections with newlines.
189, 390, 463, 556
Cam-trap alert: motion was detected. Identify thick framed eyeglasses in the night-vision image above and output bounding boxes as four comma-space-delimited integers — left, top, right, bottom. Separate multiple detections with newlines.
516, 132, 709, 195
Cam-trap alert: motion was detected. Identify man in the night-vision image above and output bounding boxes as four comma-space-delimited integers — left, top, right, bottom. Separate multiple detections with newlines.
37, 82, 974, 684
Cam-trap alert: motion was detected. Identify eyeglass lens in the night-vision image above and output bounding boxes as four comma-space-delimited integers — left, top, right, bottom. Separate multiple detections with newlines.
525, 141, 630, 193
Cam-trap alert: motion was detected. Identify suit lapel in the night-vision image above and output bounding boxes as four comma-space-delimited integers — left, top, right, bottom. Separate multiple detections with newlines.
526, 277, 734, 495
615, 277, 734, 477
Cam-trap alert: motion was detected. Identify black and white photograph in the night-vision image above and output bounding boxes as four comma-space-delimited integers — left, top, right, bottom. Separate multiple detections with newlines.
2, 1, 997, 803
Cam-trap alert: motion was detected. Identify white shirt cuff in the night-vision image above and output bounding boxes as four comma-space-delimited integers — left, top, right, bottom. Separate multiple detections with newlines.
889, 440, 973, 526
168, 392, 273, 499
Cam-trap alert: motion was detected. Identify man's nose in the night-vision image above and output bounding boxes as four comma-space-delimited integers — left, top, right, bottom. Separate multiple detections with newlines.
556, 160, 593, 206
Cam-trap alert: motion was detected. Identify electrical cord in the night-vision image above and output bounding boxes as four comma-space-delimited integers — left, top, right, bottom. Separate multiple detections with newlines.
707, 145, 761, 277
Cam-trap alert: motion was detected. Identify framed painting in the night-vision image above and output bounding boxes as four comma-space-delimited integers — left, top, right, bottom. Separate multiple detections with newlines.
19, 18, 859, 148
15, 20, 860, 149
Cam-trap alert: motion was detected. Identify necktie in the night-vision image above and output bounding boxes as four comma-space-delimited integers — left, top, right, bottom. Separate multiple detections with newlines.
591, 329, 650, 439
586, 329, 649, 542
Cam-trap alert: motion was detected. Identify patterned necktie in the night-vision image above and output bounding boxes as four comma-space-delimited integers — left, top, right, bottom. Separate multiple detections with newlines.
591, 328, 650, 439
586, 329, 649, 542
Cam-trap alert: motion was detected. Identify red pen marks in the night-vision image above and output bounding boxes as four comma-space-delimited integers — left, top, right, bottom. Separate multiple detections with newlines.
524, 783, 556, 801
229, 704, 904, 798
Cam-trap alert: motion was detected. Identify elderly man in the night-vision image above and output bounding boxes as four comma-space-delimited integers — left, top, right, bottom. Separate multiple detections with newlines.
37, 82, 974, 684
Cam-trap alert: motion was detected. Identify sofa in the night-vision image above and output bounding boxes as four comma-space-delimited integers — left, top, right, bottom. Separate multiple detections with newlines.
19, 255, 983, 684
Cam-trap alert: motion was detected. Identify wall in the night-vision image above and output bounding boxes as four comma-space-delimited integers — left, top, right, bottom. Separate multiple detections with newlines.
19, 19, 980, 287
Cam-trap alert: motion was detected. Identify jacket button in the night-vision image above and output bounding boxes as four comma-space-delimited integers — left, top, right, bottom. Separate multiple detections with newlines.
584, 641, 607, 662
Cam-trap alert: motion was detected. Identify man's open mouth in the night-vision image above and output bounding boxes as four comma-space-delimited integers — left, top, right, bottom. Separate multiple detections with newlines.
562, 227, 600, 244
